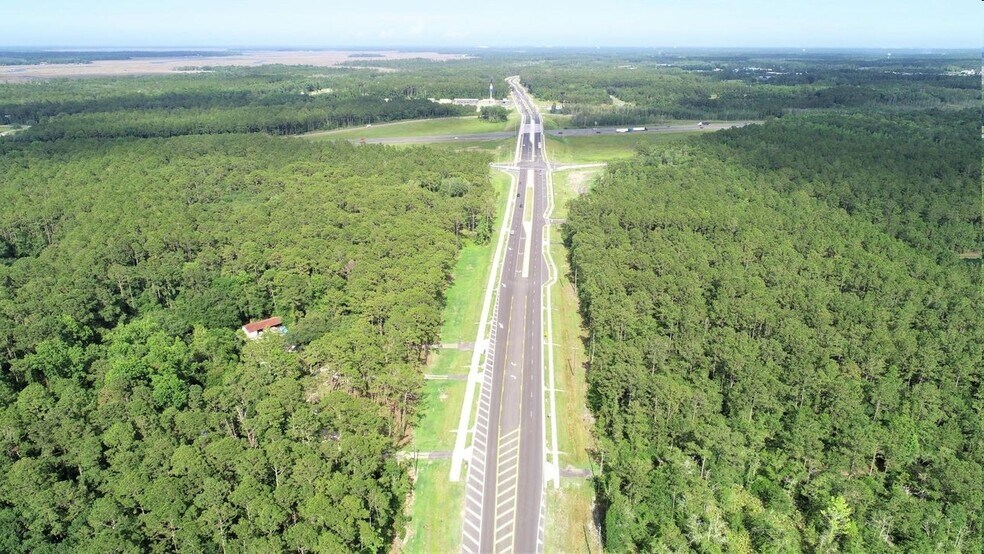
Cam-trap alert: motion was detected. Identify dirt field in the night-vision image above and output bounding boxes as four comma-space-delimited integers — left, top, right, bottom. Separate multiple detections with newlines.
0, 50, 467, 82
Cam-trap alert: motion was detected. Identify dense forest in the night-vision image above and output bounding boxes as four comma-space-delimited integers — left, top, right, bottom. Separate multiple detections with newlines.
563, 109, 982, 551
0, 134, 497, 550
706, 109, 980, 257
0, 68, 470, 141
517, 51, 979, 123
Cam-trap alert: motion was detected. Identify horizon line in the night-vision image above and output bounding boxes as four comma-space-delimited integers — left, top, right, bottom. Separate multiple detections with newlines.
0, 45, 978, 52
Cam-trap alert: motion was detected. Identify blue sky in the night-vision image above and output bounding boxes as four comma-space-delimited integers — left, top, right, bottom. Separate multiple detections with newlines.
0, 0, 978, 48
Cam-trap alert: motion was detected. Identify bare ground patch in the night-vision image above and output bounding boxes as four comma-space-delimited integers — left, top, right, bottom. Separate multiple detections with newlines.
565, 169, 599, 196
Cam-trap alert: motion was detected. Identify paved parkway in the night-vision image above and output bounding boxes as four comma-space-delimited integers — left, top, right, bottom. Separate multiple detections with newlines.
460, 78, 549, 554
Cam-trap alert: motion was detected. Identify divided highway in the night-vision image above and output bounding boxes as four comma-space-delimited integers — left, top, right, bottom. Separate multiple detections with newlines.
460, 78, 549, 554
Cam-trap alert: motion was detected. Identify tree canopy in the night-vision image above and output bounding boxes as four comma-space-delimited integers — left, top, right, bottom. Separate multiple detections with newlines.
0, 133, 497, 551
564, 110, 982, 552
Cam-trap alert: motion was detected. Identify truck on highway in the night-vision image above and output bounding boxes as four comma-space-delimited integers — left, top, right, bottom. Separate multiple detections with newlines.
615, 128, 629, 133
632, 126, 646, 131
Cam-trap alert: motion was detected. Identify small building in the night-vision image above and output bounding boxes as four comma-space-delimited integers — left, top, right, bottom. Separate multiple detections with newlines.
242, 316, 285, 340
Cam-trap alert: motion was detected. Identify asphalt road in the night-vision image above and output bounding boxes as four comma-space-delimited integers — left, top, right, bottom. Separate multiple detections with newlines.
349, 121, 755, 145
462, 78, 548, 554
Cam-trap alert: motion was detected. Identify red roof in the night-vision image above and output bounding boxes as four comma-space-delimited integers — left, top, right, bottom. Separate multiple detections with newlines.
243, 317, 283, 333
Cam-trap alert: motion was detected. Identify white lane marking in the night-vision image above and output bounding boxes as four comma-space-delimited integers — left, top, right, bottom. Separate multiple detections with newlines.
497, 463, 519, 478
496, 518, 516, 533
498, 442, 520, 457
495, 508, 517, 524
462, 529, 479, 546
497, 481, 518, 498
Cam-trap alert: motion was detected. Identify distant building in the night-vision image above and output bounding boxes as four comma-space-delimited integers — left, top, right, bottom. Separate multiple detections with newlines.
242, 316, 285, 340
442, 98, 510, 112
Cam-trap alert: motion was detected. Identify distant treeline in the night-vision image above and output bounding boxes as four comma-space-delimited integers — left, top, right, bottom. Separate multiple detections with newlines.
0, 66, 480, 140
9, 98, 467, 141
519, 52, 979, 124
0, 50, 237, 66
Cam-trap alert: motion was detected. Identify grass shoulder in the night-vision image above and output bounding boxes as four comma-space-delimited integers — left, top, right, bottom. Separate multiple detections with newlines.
399, 459, 463, 553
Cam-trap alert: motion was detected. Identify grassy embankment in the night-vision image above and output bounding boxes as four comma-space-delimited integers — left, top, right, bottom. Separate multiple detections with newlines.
546, 131, 696, 163
541, 113, 573, 130
402, 171, 512, 554
302, 112, 520, 163
304, 110, 520, 140
416, 137, 516, 164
